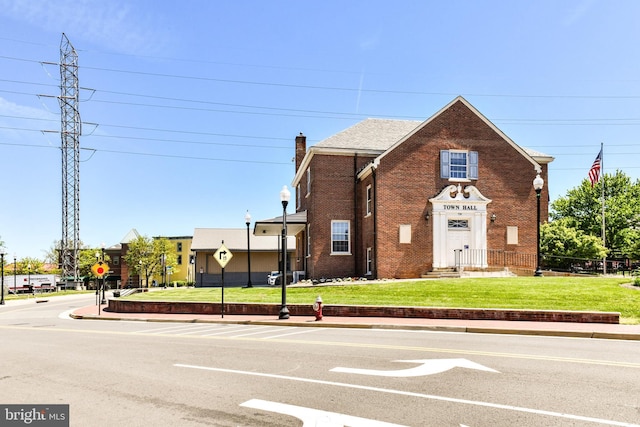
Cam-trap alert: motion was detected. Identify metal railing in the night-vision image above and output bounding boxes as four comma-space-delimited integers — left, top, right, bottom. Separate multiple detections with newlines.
455, 249, 537, 270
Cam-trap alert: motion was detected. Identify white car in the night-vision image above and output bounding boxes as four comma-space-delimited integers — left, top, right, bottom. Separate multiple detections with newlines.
267, 271, 281, 286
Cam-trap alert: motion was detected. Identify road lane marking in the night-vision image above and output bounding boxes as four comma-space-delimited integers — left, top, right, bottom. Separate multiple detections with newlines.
330, 359, 499, 377
228, 326, 281, 337
176, 363, 639, 427
263, 328, 322, 340
240, 398, 407, 427
202, 325, 268, 340
1, 324, 639, 369
134, 324, 207, 334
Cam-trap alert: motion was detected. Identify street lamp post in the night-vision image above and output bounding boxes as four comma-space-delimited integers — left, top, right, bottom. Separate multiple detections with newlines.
162, 254, 166, 288
27, 263, 32, 294
1, 251, 6, 305
279, 185, 291, 320
139, 260, 143, 288
199, 267, 204, 287
244, 210, 253, 288
533, 174, 544, 277
13, 254, 16, 295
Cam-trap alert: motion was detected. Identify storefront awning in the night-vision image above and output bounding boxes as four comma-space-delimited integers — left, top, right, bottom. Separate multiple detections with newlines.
254, 210, 307, 236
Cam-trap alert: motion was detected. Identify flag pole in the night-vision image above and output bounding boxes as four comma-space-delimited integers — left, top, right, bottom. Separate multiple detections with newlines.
601, 142, 606, 274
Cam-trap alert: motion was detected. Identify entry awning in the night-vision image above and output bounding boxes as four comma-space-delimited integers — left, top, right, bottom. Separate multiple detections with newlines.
254, 210, 307, 236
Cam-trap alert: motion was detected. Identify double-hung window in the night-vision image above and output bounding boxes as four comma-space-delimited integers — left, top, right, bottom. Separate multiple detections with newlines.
365, 185, 372, 216
440, 150, 478, 180
331, 220, 350, 254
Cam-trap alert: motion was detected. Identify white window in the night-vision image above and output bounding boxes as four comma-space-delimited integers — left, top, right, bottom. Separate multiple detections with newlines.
296, 184, 301, 209
366, 185, 372, 216
399, 224, 411, 244
331, 220, 350, 254
440, 150, 478, 180
366, 247, 373, 275
448, 219, 469, 229
306, 168, 311, 195
507, 226, 519, 245
306, 224, 311, 257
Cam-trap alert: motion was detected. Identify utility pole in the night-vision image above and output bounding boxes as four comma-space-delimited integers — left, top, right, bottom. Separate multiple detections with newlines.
59, 33, 81, 289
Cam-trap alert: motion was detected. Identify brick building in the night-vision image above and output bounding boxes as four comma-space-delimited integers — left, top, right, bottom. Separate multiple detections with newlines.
290, 96, 553, 279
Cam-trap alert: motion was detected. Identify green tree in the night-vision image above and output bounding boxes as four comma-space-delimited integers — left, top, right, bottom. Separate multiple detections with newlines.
16, 257, 45, 275
124, 236, 177, 287
540, 219, 607, 269
551, 170, 640, 259
77, 248, 111, 283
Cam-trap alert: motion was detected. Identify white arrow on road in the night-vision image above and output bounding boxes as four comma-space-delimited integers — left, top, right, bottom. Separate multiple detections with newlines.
240, 399, 408, 427
330, 359, 499, 377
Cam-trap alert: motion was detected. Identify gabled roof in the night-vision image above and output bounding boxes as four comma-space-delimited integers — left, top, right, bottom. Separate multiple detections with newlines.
120, 229, 140, 244
375, 96, 552, 172
314, 118, 421, 151
293, 96, 553, 186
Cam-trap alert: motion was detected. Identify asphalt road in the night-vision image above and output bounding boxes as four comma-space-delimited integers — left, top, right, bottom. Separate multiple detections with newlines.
1, 295, 639, 426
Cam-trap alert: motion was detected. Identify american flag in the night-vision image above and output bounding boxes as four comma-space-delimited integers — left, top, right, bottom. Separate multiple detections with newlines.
588, 148, 602, 187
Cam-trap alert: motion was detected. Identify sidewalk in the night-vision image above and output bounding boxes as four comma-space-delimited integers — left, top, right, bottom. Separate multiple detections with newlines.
70, 304, 640, 341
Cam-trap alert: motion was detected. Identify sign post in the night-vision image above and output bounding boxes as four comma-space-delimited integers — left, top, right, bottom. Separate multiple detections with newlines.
213, 241, 233, 318
91, 261, 109, 315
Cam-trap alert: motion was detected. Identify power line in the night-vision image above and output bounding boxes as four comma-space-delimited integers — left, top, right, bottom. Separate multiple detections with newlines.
5, 53, 640, 100
0, 141, 291, 165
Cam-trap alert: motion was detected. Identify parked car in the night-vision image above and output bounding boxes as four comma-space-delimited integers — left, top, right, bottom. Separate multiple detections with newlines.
267, 271, 294, 286
267, 271, 280, 286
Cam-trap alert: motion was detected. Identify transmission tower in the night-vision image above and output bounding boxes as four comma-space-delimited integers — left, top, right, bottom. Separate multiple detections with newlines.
59, 33, 81, 288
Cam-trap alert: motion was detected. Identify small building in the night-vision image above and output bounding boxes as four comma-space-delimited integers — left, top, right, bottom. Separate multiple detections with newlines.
191, 228, 296, 287
289, 96, 553, 280
104, 229, 141, 288
152, 235, 194, 284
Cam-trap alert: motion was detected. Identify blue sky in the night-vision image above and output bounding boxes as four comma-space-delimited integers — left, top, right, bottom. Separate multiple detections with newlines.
1, 0, 640, 260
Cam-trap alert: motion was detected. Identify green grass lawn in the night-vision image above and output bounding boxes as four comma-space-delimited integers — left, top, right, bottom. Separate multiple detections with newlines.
124, 276, 640, 324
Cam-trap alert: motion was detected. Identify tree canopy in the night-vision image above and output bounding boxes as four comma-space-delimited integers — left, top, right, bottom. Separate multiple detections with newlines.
551, 170, 640, 259
123, 236, 177, 287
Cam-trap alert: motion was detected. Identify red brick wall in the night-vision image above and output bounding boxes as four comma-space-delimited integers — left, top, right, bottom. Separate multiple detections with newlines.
374, 100, 548, 278
300, 100, 549, 280
107, 299, 619, 324
304, 153, 374, 279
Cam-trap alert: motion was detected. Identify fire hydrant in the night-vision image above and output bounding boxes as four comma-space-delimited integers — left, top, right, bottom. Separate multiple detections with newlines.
312, 296, 323, 321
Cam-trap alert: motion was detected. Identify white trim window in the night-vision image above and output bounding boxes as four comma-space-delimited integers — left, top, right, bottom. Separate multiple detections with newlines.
440, 150, 478, 180
366, 247, 373, 275
365, 184, 372, 216
448, 219, 470, 229
306, 224, 311, 257
306, 168, 311, 196
331, 220, 351, 254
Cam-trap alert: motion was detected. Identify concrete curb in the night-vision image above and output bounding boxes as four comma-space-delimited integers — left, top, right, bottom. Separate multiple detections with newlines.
69, 312, 640, 341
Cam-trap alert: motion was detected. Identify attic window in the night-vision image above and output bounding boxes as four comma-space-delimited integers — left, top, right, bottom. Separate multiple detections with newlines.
440, 150, 478, 180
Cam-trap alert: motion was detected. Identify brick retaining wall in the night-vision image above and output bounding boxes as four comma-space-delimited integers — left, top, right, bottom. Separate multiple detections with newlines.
107, 299, 619, 324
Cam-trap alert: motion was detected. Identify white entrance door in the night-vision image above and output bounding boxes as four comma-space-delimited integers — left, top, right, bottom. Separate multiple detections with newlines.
446, 220, 471, 267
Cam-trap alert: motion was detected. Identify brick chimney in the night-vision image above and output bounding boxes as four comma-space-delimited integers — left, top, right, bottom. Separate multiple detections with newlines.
295, 132, 306, 172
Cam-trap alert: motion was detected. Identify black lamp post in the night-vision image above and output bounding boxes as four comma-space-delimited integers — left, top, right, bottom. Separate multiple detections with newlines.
27, 263, 31, 293
199, 267, 204, 287
244, 210, 253, 288
1, 251, 6, 305
533, 173, 544, 277
161, 254, 166, 288
279, 185, 291, 320
13, 254, 17, 295
139, 260, 143, 288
